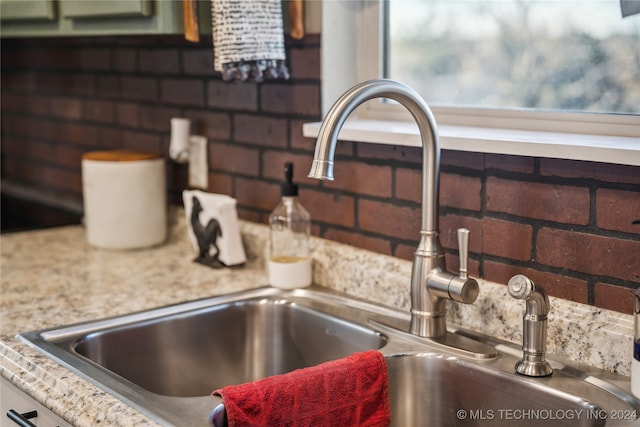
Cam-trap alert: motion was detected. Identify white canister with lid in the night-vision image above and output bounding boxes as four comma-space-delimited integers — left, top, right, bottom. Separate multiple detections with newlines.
82, 150, 167, 250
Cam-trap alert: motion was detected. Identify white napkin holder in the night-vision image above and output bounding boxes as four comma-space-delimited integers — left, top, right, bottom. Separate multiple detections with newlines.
182, 190, 246, 267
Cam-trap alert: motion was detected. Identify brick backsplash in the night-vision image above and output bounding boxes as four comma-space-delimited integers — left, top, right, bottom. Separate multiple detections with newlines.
1, 35, 638, 314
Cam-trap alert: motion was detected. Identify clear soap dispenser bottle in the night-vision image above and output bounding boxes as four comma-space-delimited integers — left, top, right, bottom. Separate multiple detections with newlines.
268, 162, 312, 289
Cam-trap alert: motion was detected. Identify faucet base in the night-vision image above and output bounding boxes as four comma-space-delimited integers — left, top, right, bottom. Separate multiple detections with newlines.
431, 332, 498, 360
515, 359, 553, 377
372, 320, 497, 360
410, 310, 447, 338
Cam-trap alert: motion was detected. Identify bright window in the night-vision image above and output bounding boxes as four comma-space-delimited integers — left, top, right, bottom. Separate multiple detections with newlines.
386, 0, 639, 114
313, 1, 639, 164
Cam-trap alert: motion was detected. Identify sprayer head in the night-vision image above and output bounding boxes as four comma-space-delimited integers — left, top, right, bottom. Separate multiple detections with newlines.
507, 274, 535, 300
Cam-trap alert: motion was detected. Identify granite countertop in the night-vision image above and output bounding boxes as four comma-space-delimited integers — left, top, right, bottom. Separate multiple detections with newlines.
0, 211, 270, 426
1, 209, 634, 426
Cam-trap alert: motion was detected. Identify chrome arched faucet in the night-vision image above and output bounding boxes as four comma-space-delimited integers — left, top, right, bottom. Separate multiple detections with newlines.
307, 79, 479, 339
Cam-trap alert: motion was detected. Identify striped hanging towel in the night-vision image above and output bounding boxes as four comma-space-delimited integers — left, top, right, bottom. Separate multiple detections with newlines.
211, 0, 290, 82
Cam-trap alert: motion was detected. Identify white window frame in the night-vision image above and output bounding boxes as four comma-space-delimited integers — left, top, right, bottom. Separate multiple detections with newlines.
303, 0, 640, 166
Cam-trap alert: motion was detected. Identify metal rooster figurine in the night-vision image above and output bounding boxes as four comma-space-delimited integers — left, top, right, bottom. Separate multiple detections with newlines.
190, 195, 225, 268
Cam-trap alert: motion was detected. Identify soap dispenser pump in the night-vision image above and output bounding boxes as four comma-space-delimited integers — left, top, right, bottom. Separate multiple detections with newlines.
268, 162, 312, 289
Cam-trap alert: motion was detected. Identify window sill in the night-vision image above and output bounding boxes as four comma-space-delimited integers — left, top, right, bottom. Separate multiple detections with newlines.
302, 119, 640, 166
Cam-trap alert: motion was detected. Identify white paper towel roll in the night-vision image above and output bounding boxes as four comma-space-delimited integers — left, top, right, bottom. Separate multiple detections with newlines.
82, 150, 167, 250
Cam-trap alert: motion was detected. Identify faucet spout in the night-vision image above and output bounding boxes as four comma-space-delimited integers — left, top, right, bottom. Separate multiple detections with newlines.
308, 80, 440, 233
308, 79, 478, 338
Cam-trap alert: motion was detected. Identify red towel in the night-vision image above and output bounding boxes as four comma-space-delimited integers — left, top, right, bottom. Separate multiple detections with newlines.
212, 350, 391, 427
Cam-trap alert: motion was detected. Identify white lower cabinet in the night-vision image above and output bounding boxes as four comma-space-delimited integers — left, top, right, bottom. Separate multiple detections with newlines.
1, 377, 72, 427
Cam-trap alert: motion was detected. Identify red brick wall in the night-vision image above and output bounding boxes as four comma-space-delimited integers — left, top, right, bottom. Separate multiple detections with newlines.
2, 35, 638, 314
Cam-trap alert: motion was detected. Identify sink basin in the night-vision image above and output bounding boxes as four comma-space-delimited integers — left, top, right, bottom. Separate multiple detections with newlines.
19, 286, 639, 426
387, 353, 637, 427
73, 298, 385, 397
19, 287, 392, 425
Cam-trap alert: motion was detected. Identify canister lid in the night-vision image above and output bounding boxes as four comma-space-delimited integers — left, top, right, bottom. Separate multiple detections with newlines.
82, 150, 163, 162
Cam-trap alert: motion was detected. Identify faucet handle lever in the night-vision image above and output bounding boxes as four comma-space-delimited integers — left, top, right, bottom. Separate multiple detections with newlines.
446, 228, 478, 305
457, 228, 470, 279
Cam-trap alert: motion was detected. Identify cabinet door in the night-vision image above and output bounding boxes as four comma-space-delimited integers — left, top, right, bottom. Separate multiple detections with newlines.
0, 0, 56, 21
60, 0, 151, 19
0, 0, 209, 37
1, 377, 73, 427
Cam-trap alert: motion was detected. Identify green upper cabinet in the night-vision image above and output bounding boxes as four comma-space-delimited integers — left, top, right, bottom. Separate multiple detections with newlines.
0, 0, 211, 37
60, 0, 152, 19
0, 0, 56, 21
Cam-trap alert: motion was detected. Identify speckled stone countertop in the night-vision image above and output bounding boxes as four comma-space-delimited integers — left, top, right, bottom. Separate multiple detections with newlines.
1, 208, 633, 426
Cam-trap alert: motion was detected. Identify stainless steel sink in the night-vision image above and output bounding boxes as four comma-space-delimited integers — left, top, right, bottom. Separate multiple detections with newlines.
19, 286, 640, 426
